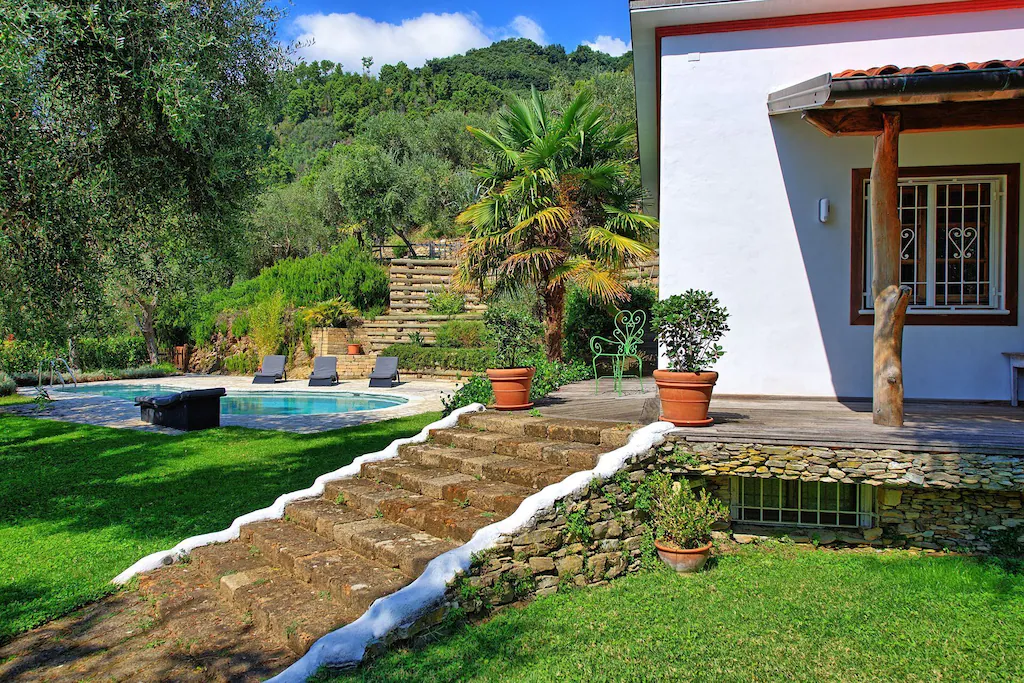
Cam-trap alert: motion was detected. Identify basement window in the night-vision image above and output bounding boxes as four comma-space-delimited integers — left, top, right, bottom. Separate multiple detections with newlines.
729, 478, 875, 529
850, 164, 1019, 326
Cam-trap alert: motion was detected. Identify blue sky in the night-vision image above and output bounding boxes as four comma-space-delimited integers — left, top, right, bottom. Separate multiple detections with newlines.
275, 0, 633, 73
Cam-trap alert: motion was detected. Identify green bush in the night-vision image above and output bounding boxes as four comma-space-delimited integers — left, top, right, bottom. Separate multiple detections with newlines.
74, 336, 148, 370
640, 472, 730, 549
426, 290, 466, 317
224, 351, 260, 375
230, 312, 251, 338
191, 239, 388, 344
0, 371, 16, 397
652, 290, 730, 373
483, 304, 543, 369
380, 344, 494, 372
0, 340, 50, 374
434, 320, 485, 348
563, 284, 657, 364
249, 292, 287, 357
441, 375, 492, 417
0, 337, 148, 373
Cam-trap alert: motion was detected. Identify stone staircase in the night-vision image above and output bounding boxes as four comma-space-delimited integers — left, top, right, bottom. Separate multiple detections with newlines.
121, 413, 633, 678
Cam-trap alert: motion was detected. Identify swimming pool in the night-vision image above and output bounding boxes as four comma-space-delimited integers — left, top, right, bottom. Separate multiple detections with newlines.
52, 384, 407, 416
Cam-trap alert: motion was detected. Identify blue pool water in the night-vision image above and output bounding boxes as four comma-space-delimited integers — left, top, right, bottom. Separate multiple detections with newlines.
53, 384, 406, 416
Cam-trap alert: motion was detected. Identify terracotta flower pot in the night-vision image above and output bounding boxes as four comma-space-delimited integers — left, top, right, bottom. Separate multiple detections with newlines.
653, 369, 718, 427
347, 343, 362, 356
486, 367, 535, 411
654, 539, 713, 573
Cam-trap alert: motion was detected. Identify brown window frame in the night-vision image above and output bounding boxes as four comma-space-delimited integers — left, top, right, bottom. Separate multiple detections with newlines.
851, 163, 1020, 326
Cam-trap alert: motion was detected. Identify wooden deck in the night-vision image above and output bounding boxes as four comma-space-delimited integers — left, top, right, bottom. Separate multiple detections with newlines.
536, 379, 1024, 455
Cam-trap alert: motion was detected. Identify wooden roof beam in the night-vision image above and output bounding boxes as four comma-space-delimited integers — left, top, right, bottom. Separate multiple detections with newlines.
803, 99, 1024, 136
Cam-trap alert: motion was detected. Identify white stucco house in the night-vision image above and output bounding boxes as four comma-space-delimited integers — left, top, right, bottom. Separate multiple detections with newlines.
629, 0, 1024, 402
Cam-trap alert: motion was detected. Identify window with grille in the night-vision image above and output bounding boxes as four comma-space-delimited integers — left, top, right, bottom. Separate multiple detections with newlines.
850, 165, 1019, 326
730, 478, 875, 528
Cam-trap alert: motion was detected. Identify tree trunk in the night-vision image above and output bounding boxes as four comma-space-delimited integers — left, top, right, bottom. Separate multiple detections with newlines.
133, 295, 160, 365
395, 230, 418, 258
870, 111, 909, 426
543, 284, 565, 362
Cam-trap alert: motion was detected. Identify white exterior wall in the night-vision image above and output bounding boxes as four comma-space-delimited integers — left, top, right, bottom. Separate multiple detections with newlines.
659, 9, 1024, 400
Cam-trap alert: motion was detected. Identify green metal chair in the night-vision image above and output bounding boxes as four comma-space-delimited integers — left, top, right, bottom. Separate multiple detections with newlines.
590, 309, 646, 396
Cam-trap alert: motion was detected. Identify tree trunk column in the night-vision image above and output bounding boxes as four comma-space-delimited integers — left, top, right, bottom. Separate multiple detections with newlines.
870, 111, 911, 426
543, 284, 566, 362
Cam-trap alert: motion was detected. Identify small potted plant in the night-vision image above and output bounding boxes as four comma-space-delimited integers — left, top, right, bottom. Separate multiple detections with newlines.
646, 472, 729, 573
651, 290, 729, 426
483, 304, 543, 410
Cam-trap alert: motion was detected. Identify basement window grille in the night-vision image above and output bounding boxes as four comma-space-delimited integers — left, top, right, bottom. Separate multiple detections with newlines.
729, 478, 874, 529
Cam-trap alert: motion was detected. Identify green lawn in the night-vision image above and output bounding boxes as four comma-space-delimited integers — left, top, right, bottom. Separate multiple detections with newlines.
329, 545, 1024, 682
0, 394, 33, 407
0, 411, 440, 641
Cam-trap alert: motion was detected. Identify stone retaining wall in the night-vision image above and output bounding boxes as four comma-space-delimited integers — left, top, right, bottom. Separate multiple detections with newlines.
667, 436, 1024, 491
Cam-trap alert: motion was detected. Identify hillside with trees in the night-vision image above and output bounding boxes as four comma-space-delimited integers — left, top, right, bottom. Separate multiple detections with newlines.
1, 1, 639, 370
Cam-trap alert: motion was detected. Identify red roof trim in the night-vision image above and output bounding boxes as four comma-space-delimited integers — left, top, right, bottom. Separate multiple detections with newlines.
835, 58, 1024, 78
654, 0, 1024, 39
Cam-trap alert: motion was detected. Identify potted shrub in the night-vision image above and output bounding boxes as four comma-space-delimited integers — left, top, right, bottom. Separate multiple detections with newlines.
646, 472, 729, 573
651, 290, 729, 426
483, 305, 543, 410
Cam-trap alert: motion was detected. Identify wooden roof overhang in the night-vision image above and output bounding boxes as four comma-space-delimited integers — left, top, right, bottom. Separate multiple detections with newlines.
767, 64, 1024, 135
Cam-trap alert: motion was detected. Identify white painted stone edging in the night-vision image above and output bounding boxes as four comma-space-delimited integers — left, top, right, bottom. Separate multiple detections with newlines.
111, 404, 487, 585
269, 420, 676, 682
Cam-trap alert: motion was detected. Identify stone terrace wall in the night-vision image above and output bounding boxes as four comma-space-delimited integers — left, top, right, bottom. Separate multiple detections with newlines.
668, 436, 1024, 491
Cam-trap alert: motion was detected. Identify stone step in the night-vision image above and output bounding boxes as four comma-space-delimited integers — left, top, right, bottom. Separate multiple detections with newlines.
189, 541, 349, 655
458, 412, 635, 447
429, 428, 610, 469
360, 460, 532, 515
399, 444, 577, 489
323, 477, 496, 546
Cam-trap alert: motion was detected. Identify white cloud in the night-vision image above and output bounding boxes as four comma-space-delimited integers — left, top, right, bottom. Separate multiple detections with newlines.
509, 16, 548, 45
291, 12, 551, 74
583, 35, 632, 57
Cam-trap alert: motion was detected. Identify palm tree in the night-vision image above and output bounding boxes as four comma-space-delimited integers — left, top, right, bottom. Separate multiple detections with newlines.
455, 88, 658, 361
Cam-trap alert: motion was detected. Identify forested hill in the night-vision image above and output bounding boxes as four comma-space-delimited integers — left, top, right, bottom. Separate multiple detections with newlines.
275, 39, 632, 131
252, 38, 638, 277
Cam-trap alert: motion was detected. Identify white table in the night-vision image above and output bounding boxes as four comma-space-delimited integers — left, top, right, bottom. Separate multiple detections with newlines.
1005, 353, 1024, 407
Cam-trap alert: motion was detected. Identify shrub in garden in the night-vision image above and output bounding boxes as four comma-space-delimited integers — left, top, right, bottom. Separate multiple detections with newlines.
639, 472, 729, 550
0, 371, 16, 397
440, 354, 590, 415
224, 351, 260, 375
483, 305, 543, 369
249, 291, 287, 357
380, 344, 494, 373
441, 375, 493, 416
426, 290, 466, 318
74, 336, 148, 370
651, 290, 729, 372
434, 320, 485, 348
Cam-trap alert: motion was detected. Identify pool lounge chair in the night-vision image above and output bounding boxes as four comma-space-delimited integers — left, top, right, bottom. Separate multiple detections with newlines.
309, 356, 339, 387
253, 355, 286, 384
136, 388, 225, 431
369, 356, 400, 388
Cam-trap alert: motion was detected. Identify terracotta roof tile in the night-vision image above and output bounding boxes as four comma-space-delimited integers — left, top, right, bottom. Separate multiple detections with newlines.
835, 59, 1024, 79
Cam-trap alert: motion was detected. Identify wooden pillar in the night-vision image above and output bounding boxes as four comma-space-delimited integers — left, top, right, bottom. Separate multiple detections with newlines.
870, 111, 912, 426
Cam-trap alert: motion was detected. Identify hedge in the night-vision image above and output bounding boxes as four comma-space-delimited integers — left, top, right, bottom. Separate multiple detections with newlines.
0, 336, 147, 374
380, 344, 494, 372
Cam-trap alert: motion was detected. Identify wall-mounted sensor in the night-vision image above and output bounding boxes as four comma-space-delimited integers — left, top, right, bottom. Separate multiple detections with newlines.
818, 198, 831, 224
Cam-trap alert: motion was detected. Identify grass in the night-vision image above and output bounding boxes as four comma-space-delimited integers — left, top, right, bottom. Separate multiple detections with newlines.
0, 394, 33, 407
0, 411, 440, 642
326, 545, 1024, 682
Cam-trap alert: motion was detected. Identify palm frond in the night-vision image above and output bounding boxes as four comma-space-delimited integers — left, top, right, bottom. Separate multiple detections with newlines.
508, 205, 571, 239
586, 226, 655, 262
549, 258, 629, 303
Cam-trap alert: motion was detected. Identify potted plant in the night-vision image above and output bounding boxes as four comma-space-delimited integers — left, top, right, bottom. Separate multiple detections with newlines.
483, 305, 543, 410
646, 472, 729, 573
651, 290, 729, 426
